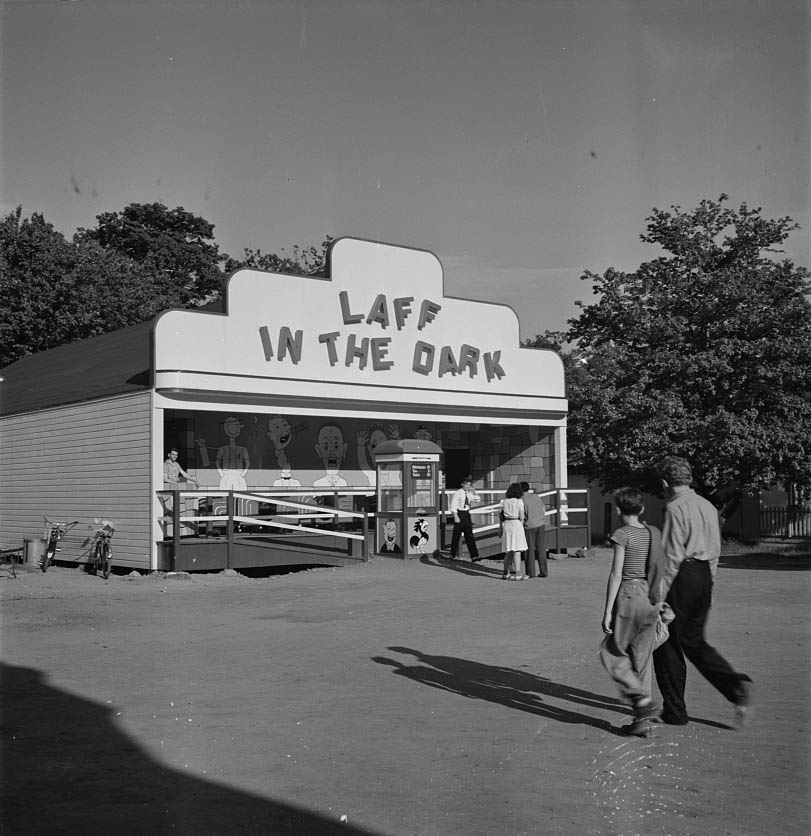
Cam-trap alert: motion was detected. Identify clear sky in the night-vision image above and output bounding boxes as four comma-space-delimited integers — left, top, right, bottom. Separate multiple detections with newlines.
2, 0, 808, 339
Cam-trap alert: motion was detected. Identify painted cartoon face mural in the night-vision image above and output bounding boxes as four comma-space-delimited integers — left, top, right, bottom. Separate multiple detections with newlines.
267, 413, 297, 480
315, 425, 347, 476
357, 422, 401, 487
317, 425, 344, 472
216, 415, 250, 495
268, 415, 293, 451
368, 424, 388, 452
169, 412, 462, 490
376, 517, 402, 553
223, 416, 243, 439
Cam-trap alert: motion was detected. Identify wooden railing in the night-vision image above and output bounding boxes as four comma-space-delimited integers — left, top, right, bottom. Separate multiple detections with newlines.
439, 486, 590, 554
157, 487, 374, 568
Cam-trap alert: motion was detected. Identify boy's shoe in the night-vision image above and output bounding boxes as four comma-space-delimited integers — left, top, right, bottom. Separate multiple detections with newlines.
634, 702, 662, 723
624, 699, 661, 736
733, 678, 753, 730
624, 718, 654, 737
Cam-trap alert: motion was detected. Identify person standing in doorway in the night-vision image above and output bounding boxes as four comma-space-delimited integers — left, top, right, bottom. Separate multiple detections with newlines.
162, 447, 198, 533
520, 481, 547, 578
163, 448, 198, 491
653, 455, 753, 728
449, 476, 480, 561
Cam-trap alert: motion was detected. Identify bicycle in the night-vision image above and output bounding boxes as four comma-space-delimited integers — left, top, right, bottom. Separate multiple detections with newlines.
41, 519, 79, 572
88, 520, 115, 579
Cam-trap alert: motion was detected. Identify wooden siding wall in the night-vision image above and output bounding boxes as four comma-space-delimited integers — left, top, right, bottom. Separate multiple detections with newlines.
0, 392, 153, 571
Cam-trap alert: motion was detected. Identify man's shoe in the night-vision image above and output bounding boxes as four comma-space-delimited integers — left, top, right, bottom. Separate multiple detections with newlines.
660, 713, 689, 726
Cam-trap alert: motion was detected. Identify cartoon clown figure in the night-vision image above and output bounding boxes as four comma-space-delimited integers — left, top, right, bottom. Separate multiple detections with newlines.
357, 422, 400, 486
313, 424, 349, 487
267, 414, 296, 477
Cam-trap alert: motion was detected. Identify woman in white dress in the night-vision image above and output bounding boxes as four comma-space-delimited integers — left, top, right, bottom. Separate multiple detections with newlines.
500, 482, 529, 580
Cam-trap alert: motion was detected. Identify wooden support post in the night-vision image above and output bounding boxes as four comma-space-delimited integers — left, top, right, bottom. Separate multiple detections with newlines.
171, 490, 181, 570
226, 491, 234, 570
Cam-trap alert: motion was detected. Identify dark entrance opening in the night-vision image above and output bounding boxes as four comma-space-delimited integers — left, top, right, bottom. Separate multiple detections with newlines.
443, 448, 471, 491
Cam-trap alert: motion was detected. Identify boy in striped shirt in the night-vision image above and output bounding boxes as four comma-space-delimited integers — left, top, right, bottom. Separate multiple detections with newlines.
600, 488, 667, 736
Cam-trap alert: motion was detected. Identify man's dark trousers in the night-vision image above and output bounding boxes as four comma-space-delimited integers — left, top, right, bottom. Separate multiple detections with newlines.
653, 558, 748, 723
450, 510, 478, 559
525, 525, 547, 577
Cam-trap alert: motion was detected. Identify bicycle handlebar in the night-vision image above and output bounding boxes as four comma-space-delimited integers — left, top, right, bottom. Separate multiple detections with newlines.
43, 519, 79, 531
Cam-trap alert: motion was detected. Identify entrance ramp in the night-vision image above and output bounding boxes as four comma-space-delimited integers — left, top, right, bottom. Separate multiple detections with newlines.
158, 489, 372, 572
167, 532, 369, 573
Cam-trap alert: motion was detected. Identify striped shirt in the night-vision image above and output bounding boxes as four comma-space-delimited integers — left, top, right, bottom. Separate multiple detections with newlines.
610, 525, 651, 579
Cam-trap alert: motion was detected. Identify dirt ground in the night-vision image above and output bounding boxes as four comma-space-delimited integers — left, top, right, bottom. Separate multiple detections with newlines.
1, 544, 809, 836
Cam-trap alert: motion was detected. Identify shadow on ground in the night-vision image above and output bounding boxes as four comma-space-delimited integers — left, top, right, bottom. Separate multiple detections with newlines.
420, 554, 506, 579
373, 646, 630, 734
0, 661, 379, 836
719, 552, 811, 571
373, 647, 732, 735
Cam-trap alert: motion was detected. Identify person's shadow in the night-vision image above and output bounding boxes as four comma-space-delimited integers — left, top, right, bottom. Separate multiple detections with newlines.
373, 646, 632, 734
0, 661, 379, 836
420, 553, 505, 579
374, 647, 731, 733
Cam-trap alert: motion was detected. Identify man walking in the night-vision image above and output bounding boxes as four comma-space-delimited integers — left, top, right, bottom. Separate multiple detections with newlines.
653, 456, 752, 727
449, 476, 480, 561
520, 481, 547, 578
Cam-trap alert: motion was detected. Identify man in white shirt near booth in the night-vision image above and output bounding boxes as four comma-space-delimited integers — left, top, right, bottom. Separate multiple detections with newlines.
449, 475, 480, 561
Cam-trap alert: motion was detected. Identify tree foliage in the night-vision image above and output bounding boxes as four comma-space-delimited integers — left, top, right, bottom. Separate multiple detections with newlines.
223, 237, 332, 276
0, 203, 335, 368
77, 202, 225, 304
527, 196, 811, 506
0, 209, 160, 366
0, 204, 230, 367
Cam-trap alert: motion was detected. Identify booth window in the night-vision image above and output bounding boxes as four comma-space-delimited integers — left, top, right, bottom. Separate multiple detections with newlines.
378, 462, 403, 512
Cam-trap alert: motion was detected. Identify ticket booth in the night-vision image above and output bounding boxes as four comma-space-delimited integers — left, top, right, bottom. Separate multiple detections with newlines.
374, 439, 443, 558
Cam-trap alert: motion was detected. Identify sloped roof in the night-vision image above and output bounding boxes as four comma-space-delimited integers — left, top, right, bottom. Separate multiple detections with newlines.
0, 320, 155, 417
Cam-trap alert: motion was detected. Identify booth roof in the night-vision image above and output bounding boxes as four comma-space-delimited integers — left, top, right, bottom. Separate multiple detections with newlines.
0, 320, 154, 417
373, 438, 443, 457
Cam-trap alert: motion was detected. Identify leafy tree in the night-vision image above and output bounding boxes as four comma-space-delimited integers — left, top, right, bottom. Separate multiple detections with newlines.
1, 204, 335, 367
78, 202, 225, 303
527, 196, 811, 511
223, 237, 332, 276
0, 207, 178, 367
1, 207, 76, 365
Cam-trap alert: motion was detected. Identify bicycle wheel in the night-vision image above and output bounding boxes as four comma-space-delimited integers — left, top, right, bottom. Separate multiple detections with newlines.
90, 541, 101, 575
101, 543, 112, 579
41, 540, 56, 573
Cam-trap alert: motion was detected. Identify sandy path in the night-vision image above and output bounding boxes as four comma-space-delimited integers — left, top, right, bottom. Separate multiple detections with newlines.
1, 548, 809, 835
